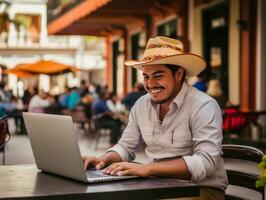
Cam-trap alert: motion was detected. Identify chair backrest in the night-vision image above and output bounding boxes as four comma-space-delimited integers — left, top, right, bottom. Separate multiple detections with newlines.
0, 115, 10, 150
222, 144, 265, 200
222, 144, 263, 162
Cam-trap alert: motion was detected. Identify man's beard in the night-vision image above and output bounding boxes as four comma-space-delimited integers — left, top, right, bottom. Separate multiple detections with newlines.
150, 91, 177, 105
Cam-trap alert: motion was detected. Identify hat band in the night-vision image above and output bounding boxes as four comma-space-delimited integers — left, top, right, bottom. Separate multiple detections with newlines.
143, 55, 168, 61
146, 43, 182, 52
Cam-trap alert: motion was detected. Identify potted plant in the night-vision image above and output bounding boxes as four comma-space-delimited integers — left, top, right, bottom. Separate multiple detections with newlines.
256, 154, 266, 188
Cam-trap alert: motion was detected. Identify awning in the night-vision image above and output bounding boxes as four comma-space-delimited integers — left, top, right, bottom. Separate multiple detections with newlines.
47, 0, 178, 37
4, 64, 36, 78
48, 0, 112, 35
18, 60, 78, 75
5, 61, 78, 77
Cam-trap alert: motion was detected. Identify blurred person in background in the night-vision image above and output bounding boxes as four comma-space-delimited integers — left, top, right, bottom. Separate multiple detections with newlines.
0, 83, 5, 102
88, 82, 98, 99
192, 72, 207, 93
0, 82, 21, 118
0, 82, 13, 103
28, 90, 51, 113
22, 86, 37, 109
0, 82, 11, 117
121, 83, 146, 111
106, 92, 126, 114
106, 92, 127, 123
67, 87, 80, 110
0, 95, 17, 117
59, 87, 70, 109
44, 94, 62, 115
80, 92, 95, 119
79, 80, 89, 98
3, 96, 24, 133
92, 90, 122, 146
207, 78, 228, 109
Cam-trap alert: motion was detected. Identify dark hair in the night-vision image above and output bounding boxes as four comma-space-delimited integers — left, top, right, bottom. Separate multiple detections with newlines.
109, 92, 116, 99
165, 64, 181, 75
165, 64, 186, 82
80, 80, 86, 85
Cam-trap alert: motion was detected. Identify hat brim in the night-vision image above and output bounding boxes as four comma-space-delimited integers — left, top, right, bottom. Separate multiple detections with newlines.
125, 54, 206, 77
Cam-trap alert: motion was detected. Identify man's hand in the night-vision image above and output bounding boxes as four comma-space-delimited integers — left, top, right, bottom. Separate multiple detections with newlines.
103, 158, 191, 179
82, 151, 123, 170
103, 162, 150, 177
82, 156, 105, 170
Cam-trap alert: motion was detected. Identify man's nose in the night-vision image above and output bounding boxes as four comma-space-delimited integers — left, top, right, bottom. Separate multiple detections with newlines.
146, 78, 157, 88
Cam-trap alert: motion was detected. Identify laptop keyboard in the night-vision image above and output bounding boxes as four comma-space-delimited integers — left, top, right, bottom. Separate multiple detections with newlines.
86, 169, 115, 178
86, 169, 138, 182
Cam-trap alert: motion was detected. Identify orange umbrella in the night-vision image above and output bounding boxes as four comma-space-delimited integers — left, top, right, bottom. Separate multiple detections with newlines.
18, 60, 78, 75
4, 64, 36, 78
8, 70, 36, 78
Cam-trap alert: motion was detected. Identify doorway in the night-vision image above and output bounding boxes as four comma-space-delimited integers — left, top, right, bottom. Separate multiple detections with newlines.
202, 1, 229, 97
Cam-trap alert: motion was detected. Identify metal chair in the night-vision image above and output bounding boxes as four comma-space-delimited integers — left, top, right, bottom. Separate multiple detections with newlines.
90, 118, 111, 150
0, 115, 11, 165
61, 106, 92, 132
222, 144, 265, 200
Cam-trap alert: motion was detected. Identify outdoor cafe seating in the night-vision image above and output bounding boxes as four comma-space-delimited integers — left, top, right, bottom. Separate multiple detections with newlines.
222, 144, 265, 200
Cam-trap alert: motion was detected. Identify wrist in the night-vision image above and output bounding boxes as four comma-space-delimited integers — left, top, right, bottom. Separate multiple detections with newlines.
144, 164, 152, 177
99, 153, 111, 166
100, 151, 122, 166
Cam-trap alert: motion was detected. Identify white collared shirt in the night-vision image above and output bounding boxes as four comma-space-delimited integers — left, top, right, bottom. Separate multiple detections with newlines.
109, 82, 228, 190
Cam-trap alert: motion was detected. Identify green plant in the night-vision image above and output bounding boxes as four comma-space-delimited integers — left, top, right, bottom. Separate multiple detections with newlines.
256, 154, 266, 188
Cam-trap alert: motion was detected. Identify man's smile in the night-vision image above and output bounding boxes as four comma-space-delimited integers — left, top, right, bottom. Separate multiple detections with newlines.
148, 87, 164, 95
150, 88, 162, 94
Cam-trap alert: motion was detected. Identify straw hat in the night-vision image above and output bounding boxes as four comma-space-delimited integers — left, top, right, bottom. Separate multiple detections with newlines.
125, 36, 206, 77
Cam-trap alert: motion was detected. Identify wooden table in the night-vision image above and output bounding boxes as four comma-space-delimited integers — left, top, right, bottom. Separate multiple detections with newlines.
0, 165, 199, 200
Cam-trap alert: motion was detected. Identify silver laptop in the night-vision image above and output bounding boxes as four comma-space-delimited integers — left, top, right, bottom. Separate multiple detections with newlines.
23, 112, 137, 183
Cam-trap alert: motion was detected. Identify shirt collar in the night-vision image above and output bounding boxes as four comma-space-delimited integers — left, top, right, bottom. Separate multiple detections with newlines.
172, 81, 189, 110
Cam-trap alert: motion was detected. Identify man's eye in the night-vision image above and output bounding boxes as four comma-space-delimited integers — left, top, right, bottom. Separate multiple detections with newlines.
154, 75, 163, 79
143, 76, 149, 81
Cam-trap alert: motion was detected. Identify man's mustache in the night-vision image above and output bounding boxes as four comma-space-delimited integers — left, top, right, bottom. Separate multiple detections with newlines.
146, 86, 165, 90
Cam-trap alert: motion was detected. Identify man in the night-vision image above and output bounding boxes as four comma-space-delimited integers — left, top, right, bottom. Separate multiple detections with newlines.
92, 90, 122, 146
83, 36, 228, 200
193, 72, 207, 93
28, 90, 50, 113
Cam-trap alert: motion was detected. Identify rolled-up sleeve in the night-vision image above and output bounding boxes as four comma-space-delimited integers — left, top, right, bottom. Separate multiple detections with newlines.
183, 100, 223, 182
107, 104, 142, 161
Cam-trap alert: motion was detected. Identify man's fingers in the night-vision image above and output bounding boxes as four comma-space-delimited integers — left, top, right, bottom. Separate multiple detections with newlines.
83, 157, 106, 170
103, 163, 114, 172
96, 161, 105, 169
109, 165, 125, 175
104, 163, 119, 174
83, 159, 90, 170
83, 157, 97, 169
104, 163, 127, 175
117, 169, 132, 176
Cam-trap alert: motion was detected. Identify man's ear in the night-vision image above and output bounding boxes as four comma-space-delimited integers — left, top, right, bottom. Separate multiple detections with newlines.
175, 68, 185, 80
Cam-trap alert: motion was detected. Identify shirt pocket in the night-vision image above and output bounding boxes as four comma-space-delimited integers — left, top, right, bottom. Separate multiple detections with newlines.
140, 126, 154, 145
165, 130, 193, 149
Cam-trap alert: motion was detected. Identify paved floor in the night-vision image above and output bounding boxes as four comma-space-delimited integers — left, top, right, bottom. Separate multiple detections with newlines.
1, 119, 148, 165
